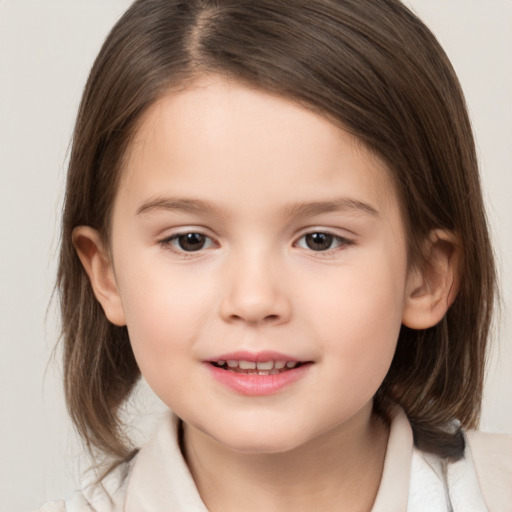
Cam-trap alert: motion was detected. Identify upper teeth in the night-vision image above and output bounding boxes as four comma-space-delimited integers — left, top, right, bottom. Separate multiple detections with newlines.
221, 360, 297, 370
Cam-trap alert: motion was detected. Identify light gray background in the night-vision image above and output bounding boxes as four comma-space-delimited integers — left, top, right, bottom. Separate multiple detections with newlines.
1, 1, 511, 510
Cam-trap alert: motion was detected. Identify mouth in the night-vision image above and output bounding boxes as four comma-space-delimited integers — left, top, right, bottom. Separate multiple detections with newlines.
209, 359, 306, 376
206, 353, 312, 395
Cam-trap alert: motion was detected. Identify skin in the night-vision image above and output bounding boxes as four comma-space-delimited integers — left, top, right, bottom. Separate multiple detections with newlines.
74, 76, 459, 511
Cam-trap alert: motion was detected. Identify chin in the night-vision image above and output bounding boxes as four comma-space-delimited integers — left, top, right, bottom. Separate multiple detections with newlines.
205, 420, 312, 455
219, 435, 303, 455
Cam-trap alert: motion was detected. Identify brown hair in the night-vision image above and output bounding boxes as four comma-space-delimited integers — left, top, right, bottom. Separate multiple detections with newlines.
58, 0, 495, 465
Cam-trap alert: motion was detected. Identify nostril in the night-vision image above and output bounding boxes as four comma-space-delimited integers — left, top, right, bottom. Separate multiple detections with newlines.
233, 313, 282, 325
228, 313, 280, 323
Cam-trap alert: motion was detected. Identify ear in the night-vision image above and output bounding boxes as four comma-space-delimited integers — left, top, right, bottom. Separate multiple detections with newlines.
402, 229, 461, 330
72, 226, 127, 326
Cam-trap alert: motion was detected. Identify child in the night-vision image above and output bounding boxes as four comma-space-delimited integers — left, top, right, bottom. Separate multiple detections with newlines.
42, 0, 511, 510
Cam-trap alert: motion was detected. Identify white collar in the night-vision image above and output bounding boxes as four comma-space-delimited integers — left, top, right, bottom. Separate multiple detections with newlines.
125, 413, 207, 511
117, 408, 489, 512
122, 408, 414, 511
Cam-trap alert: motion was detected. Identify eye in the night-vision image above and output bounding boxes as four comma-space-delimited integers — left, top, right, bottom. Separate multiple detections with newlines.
296, 232, 352, 252
162, 232, 216, 252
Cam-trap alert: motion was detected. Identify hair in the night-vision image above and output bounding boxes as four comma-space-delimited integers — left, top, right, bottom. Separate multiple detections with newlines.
58, 0, 495, 466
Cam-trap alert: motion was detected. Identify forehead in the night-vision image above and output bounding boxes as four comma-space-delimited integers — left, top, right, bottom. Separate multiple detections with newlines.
118, 76, 400, 221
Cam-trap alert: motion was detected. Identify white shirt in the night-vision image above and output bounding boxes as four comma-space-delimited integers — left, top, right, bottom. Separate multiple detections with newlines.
38, 408, 512, 512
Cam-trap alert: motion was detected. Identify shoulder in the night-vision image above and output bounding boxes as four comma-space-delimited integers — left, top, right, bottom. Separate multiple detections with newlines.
409, 429, 512, 512
465, 430, 512, 511
36, 458, 134, 512
35, 497, 85, 512
35, 412, 185, 512
34, 501, 66, 512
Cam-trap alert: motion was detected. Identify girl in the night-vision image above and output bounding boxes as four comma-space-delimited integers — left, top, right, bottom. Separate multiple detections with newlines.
42, 0, 511, 510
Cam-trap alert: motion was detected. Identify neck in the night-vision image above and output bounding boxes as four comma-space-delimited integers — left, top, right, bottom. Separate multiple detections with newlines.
183, 405, 389, 512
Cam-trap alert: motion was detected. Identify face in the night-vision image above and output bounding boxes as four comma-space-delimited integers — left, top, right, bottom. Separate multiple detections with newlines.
106, 77, 413, 453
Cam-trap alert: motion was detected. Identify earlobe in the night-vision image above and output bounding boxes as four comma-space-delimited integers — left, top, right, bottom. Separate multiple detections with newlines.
402, 229, 461, 330
72, 226, 127, 326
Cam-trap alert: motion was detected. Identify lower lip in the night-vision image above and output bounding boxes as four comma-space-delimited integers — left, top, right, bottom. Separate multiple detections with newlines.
206, 363, 311, 396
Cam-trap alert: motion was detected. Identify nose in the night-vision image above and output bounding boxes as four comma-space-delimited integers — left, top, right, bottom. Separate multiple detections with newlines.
219, 250, 292, 326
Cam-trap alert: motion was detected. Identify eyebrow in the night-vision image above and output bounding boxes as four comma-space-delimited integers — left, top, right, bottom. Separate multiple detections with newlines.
136, 197, 221, 216
284, 198, 379, 218
136, 196, 379, 218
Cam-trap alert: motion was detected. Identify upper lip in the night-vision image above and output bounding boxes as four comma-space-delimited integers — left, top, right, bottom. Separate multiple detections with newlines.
206, 350, 305, 363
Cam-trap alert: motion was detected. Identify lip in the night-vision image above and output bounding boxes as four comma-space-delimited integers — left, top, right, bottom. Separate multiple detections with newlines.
204, 351, 312, 396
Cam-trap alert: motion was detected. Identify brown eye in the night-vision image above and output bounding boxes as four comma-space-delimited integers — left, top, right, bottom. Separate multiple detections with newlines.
160, 232, 216, 255
296, 232, 353, 252
304, 232, 334, 251
176, 233, 207, 251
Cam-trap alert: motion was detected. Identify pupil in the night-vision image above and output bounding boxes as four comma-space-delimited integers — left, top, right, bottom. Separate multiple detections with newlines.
179, 233, 205, 251
306, 233, 333, 251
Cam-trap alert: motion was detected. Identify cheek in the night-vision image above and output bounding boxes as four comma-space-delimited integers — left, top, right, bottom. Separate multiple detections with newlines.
306, 255, 406, 382
114, 259, 213, 378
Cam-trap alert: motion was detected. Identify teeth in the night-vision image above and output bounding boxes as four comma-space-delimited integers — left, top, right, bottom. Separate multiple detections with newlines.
216, 359, 302, 371
256, 361, 274, 370
239, 360, 257, 370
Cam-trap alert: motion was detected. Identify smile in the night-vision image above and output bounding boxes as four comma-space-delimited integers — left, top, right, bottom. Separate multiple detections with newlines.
210, 359, 302, 375
206, 352, 312, 396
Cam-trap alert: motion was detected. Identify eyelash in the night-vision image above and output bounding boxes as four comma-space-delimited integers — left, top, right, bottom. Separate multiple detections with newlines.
159, 232, 217, 257
159, 230, 354, 256
294, 232, 354, 253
